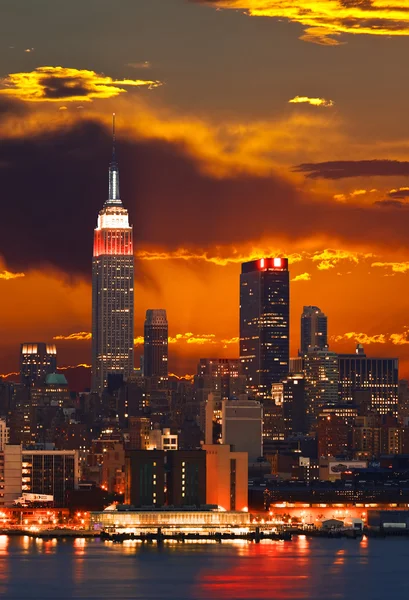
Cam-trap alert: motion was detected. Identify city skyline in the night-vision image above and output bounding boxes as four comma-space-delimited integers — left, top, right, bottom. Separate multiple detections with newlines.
2, 1, 409, 380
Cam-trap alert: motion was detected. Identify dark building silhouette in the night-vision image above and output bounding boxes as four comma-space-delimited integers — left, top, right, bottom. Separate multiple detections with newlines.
166, 450, 206, 507
300, 306, 328, 353
125, 450, 165, 507
20, 343, 57, 386
282, 374, 308, 434
144, 309, 168, 381
240, 258, 290, 399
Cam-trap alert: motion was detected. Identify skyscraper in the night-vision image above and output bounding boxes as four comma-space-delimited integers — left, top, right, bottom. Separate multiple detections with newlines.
92, 116, 134, 393
304, 348, 339, 421
300, 306, 328, 353
240, 258, 290, 398
20, 343, 57, 386
338, 344, 399, 416
143, 309, 168, 381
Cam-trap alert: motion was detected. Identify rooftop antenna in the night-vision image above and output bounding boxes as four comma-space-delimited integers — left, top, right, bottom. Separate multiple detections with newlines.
112, 113, 116, 162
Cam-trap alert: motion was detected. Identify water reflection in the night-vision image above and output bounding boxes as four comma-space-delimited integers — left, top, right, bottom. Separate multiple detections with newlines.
0, 536, 406, 599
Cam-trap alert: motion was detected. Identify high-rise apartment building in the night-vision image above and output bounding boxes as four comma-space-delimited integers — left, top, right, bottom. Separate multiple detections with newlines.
240, 258, 290, 398
20, 343, 57, 386
282, 373, 308, 434
304, 348, 339, 421
300, 306, 328, 353
143, 309, 168, 380
92, 117, 134, 393
339, 345, 399, 416
195, 358, 246, 405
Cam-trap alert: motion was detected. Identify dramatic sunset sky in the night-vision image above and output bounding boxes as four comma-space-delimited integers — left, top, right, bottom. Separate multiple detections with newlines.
1, 0, 409, 387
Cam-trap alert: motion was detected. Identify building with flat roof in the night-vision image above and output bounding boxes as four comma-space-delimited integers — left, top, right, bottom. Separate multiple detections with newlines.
20, 343, 57, 386
203, 444, 248, 512
240, 258, 290, 399
300, 306, 327, 354
21, 449, 78, 507
339, 345, 398, 416
222, 398, 262, 461
166, 450, 206, 507
125, 450, 165, 508
144, 309, 168, 382
90, 506, 251, 532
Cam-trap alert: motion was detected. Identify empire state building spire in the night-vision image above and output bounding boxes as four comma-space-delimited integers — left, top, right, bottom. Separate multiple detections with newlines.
106, 113, 121, 206
92, 115, 135, 393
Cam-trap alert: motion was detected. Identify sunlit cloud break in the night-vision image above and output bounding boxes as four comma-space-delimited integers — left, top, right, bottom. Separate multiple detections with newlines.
291, 272, 311, 282
53, 332, 92, 341
198, 1, 409, 45
289, 96, 334, 108
136, 248, 303, 266
0, 270, 25, 280
333, 328, 409, 346
58, 331, 238, 347
372, 261, 409, 273
0, 66, 161, 103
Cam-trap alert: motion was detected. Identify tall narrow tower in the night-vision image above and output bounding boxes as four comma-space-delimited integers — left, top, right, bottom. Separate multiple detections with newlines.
240, 258, 290, 399
144, 309, 168, 381
92, 115, 134, 393
300, 306, 327, 354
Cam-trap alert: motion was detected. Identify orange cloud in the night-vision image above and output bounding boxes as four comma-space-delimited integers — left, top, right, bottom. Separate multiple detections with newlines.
0, 270, 25, 280
198, 1, 409, 45
333, 329, 409, 346
57, 363, 92, 370
372, 261, 409, 274
291, 272, 311, 282
311, 249, 373, 271
53, 331, 92, 341
0, 66, 161, 103
136, 247, 303, 266
289, 96, 334, 108
333, 332, 387, 345
169, 373, 195, 381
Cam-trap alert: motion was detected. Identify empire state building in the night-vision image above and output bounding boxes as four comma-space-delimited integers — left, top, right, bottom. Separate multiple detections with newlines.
92, 117, 134, 393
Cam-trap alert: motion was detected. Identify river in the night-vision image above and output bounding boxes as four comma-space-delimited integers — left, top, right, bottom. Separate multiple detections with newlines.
0, 535, 407, 599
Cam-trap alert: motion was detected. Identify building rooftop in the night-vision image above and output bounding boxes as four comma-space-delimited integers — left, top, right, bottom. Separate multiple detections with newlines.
45, 373, 68, 386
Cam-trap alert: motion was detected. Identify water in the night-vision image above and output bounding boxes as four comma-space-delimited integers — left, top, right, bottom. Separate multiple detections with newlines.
0, 535, 408, 599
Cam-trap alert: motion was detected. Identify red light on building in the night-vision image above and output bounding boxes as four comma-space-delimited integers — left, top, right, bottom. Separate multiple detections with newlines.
259, 258, 265, 269
273, 258, 282, 268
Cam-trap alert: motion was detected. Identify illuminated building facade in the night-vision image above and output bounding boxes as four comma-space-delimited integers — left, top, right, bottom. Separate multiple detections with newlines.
304, 348, 339, 422
317, 415, 349, 458
240, 258, 290, 398
92, 118, 134, 393
90, 507, 251, 531
20, 343, 57, 386
300, 306, 328, 353
21, 449, 78, 507
203, 444, 248, 511
143, 309, 168, 381
338, 345, 399, 416
195, 358, 246, 403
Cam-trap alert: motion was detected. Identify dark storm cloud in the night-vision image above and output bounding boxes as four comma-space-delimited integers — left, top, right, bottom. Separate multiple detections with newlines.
0, 97, 27, 116
294, 160, 409, 180
373, 199, 407, 209
39, 76, 92, 100
389, 188, 409, 199
2, 118, 409, 278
